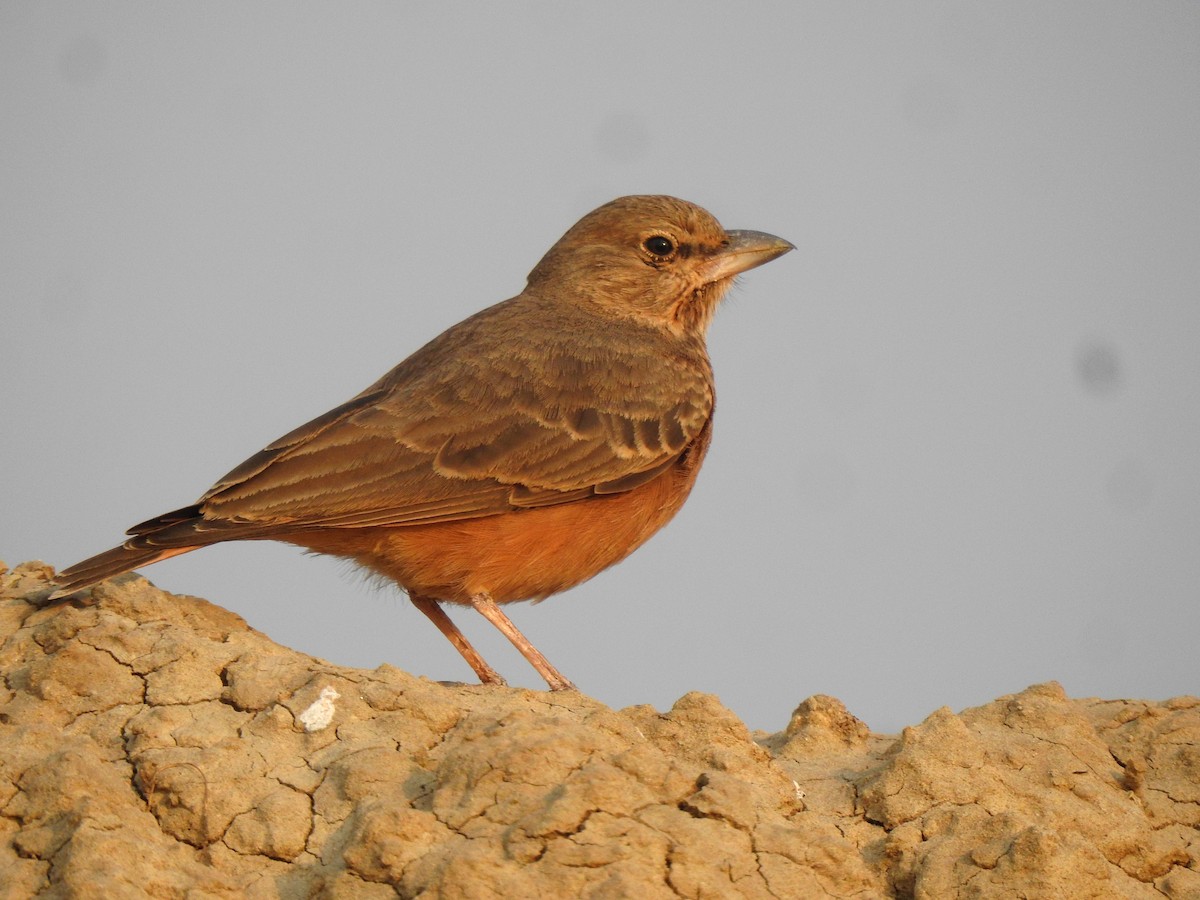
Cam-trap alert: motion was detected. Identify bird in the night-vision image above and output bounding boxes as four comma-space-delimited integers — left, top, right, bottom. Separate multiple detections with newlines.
51, 195, 793, 691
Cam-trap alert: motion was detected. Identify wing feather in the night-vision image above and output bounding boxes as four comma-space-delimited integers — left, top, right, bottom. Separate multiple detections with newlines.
195, 296, 714, 531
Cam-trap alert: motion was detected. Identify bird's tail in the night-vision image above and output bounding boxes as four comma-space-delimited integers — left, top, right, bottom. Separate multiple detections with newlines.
50, 503, 224, 600
50, 544, 198, 599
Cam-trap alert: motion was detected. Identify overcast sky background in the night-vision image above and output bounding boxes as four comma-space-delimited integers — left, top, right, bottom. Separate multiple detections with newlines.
3, 3, 1198, 734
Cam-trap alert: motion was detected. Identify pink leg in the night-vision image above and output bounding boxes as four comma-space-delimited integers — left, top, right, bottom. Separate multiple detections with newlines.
410, 595, 508, 686
470, 592, 577, 692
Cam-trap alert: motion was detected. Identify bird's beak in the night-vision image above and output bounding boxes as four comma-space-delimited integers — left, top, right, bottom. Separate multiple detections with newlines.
698, 230, 794, 284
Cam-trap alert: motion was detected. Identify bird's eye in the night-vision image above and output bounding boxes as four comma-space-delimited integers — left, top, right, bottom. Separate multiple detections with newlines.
643, 235, 675, 257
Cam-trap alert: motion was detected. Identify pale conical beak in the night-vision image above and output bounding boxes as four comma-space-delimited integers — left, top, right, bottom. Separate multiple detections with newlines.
698, 230, 794, 284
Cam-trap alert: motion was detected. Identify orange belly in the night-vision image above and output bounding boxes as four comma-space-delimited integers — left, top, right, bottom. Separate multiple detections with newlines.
284, 430, 709, 605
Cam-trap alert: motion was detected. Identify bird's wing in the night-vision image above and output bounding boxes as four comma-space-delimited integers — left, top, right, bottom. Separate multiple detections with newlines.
192, 321, 713, 532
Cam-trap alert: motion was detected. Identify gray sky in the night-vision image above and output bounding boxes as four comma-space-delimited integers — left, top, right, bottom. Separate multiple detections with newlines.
3, 2, 1198, 733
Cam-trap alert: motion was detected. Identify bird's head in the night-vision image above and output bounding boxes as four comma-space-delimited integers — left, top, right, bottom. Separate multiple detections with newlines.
527, 195, 793, 336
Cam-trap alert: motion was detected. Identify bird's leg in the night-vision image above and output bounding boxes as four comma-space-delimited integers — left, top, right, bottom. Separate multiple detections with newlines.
469, 592, 577, 692
410, 595, 508, 687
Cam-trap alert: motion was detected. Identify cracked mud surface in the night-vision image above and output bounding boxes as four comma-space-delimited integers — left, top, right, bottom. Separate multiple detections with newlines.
1, 560, 1197, 898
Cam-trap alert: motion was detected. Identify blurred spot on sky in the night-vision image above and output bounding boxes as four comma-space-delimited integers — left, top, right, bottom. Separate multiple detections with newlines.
1075, 339, 1122, 396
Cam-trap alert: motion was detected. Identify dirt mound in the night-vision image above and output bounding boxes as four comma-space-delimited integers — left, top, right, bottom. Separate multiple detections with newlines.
2, 560, 1196, 898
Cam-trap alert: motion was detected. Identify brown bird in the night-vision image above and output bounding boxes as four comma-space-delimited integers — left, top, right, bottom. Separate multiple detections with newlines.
52, 195, 792, 691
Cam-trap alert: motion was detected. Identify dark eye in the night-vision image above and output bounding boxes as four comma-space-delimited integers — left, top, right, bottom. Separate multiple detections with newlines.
643, 235, 675, 257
